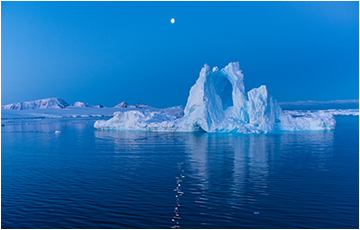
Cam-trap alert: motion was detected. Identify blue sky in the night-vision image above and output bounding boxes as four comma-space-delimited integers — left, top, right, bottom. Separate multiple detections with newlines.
2, 1, 358, 107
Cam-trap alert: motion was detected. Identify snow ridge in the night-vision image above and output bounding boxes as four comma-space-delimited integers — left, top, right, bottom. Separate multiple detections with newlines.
2, 98, 69, 110
69, 102, 87, 107
115, 101, 128, 108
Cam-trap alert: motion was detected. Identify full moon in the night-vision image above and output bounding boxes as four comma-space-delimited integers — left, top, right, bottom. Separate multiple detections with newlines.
171, 18, 175, 24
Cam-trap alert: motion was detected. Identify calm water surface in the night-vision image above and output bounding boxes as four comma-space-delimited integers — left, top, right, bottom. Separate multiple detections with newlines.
2, 116, 359, 228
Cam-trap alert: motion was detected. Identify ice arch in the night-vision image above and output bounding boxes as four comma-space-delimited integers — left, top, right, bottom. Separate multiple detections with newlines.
207, 71, 233, 110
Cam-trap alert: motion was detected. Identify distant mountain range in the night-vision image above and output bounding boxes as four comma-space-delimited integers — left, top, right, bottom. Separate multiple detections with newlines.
2, 98, 358, 111
279, 99, 359, 110
1, 98, 150, 110
1, 98, 69, 110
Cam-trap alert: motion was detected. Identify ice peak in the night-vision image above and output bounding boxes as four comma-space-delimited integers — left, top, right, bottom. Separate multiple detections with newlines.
115, 101, 128, 108
200, 64, 211, 76
70, 102, 87, 107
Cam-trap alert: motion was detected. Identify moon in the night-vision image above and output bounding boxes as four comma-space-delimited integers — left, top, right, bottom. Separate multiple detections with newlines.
171, 18, 175, 24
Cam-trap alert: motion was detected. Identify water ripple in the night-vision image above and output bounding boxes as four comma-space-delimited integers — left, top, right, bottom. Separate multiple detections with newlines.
2, 117, 359, 228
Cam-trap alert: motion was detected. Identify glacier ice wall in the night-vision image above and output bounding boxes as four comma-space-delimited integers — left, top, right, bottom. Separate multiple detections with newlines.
94, 62, 335, 133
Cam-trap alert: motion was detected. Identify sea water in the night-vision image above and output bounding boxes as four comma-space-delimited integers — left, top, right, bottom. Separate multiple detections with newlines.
2, 116, 358, 228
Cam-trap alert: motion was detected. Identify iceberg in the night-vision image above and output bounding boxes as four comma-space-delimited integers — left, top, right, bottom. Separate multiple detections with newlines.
94, 62, 336, 133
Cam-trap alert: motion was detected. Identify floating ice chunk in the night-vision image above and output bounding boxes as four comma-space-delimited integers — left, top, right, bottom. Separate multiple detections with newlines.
55, 131, 62, 134
94, 62, 336, 133
279, 110, 336, 131
160, 106, 184, 118
94, 110, 179, 131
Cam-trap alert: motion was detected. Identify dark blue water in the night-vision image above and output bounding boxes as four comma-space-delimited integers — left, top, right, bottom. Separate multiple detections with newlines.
2, 116, 359, 228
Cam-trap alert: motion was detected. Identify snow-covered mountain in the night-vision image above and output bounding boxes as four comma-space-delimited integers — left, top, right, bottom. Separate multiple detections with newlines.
115, 101, 150, 109
1, 97, 151, 111
135, 103, 149, 108
115, 101, 128, 108
91, 104, 105, 108
68, 102, 105, 108
2, 98, 69, 110
69, 102, 87, 107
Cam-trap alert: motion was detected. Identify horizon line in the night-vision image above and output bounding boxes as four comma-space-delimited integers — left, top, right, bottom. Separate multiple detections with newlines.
278, 99, 359, 105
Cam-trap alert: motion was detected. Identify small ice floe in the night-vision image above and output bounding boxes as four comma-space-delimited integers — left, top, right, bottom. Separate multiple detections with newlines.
254, 212, 260, 214
55, 131, 62, 134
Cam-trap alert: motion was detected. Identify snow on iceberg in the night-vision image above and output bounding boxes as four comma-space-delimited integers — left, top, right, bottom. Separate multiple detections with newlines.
94, 62, 336, 133
94, 109, 179, 131
69, 101, 88, 107
2, 98, 69, 110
